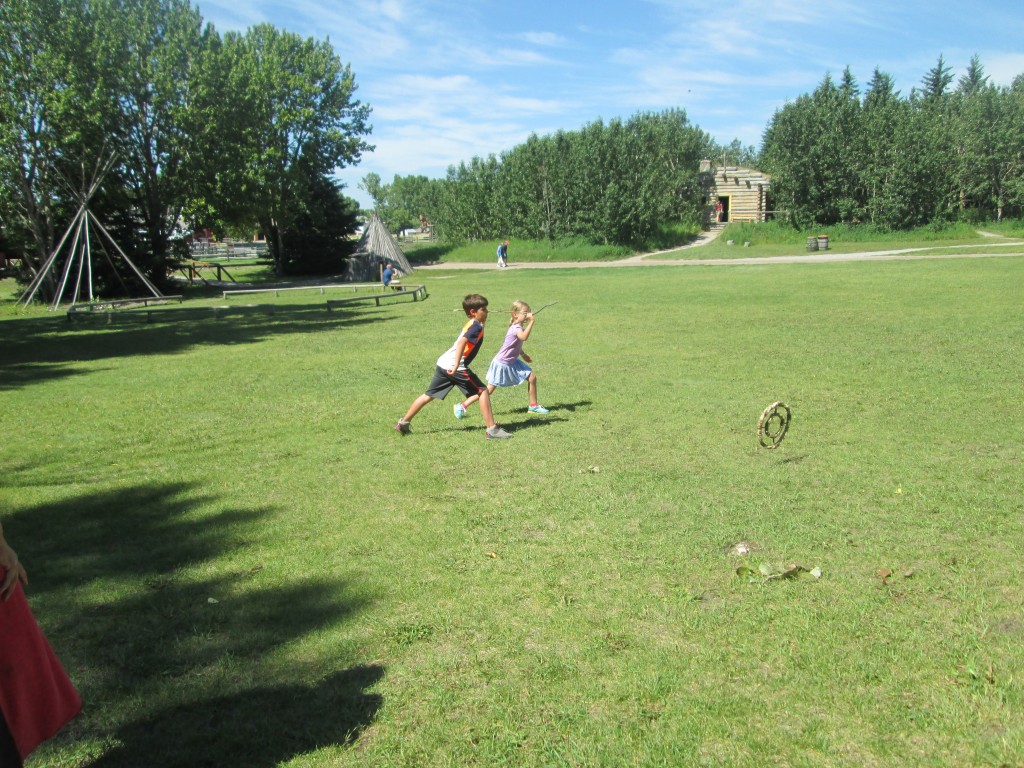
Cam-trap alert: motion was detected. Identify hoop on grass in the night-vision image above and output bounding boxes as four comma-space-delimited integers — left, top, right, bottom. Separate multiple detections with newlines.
757, 401, 791, 449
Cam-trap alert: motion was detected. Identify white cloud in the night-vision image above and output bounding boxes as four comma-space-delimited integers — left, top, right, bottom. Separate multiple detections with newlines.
984, 53, 1024, 86
194, 0, 1024, 210
196, 0, 414, 63
372, 72, 573, 125
492, 47, 565, 66
376, 0, 407, 22
520, 31, 568, 46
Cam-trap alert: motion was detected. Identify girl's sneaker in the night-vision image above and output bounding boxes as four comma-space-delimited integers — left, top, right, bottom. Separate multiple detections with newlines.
528, 405, 550, 414
454, 403, 467, 418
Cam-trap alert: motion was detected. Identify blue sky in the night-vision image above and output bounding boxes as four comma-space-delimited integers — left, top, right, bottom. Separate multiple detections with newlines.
196, 0, 1024, 209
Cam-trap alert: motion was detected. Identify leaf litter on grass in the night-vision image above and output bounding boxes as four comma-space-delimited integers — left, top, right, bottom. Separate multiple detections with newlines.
735, 562, 823, 583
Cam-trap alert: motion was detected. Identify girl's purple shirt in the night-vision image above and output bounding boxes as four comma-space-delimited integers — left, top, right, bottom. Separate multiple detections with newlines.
494, 322, 525, 365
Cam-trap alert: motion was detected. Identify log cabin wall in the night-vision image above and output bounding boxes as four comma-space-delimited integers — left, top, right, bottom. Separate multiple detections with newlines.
700, 162, 771, 223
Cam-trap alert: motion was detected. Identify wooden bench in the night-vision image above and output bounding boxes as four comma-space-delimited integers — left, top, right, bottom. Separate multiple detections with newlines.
326, 284, 427, 311
67, 295, 183, 321
222, 283, 383, 299
68, 301, 278, 324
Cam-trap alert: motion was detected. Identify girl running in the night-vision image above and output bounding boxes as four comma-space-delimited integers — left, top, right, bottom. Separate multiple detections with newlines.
454, 299, 549, 418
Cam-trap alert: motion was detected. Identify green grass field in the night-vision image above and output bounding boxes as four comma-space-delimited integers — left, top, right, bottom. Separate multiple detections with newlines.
402, 221, 1024, 266
2, 251, 1023, 766
404, 237, 636, 265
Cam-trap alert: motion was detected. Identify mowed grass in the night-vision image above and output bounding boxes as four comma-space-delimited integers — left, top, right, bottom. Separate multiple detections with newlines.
401, 220, 1024, 266
2, 255, 1023, 767
660, 221, 1024, 261
404, 237, 635, 265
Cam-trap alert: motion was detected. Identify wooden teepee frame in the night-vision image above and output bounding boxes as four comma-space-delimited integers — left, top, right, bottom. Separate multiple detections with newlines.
20, 154, 164, 310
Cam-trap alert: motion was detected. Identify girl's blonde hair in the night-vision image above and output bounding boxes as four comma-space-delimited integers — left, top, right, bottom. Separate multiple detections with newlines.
509, 300, 531, 326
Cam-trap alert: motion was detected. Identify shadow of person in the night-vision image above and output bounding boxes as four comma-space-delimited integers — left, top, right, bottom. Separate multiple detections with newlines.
88, 664, 384, 768
541, 400, 592, 413
499, 416, 570, 433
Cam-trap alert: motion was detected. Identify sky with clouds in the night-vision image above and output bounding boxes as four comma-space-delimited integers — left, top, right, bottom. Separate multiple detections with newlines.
195, 0, 1024, 208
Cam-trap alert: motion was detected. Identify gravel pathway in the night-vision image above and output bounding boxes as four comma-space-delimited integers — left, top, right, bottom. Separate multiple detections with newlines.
417, 231, 1024, 271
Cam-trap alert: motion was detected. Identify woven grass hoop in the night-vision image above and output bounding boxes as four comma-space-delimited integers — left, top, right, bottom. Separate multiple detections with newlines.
757, 401, 791, 449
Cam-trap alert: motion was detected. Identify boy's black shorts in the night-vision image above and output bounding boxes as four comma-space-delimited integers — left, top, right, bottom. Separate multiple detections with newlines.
424, 366, 486, 399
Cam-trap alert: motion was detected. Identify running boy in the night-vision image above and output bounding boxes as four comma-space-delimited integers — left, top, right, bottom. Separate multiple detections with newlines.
395, 294, 512, 439
454, 299, 549, 417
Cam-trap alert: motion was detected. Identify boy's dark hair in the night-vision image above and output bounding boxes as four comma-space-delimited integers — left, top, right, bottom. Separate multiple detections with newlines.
462, 294, 488, 315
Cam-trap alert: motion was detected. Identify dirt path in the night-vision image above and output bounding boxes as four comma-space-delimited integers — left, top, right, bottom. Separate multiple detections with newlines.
417, 230, 1024, 271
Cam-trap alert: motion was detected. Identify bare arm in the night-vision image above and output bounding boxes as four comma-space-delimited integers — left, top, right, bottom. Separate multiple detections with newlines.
515, 314, 535, 341
447, 336, 469, 375
517, 315, 535, 361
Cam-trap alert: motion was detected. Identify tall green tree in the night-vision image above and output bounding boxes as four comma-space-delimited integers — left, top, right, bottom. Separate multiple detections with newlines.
0, 0, 99, 286
957, 54, 988, 96
359, 172, 385, 210
386, 174, 434, 232
918, 55, 955, 103
281, 159, 360, 274
202, 23, 371, 274
90, 0, 207, 279
358, 173, 435, 233
859, 69, 914, 228
716, 138, 759, 168
762, 72, 867, 228
430, 110, 711, 245
761, 94, 815, 227
955, 81, 1024, 220
762, 57, 1024, 229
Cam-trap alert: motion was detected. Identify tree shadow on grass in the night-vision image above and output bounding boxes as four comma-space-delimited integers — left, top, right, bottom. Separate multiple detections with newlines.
89, 665, 384, 768
5, 483, 383, 764
11, 483, 270, 599
0, 302, 398, 392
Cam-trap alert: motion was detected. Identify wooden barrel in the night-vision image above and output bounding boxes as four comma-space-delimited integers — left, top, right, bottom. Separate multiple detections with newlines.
817, 236, 829, 250
806, 236, 818, 251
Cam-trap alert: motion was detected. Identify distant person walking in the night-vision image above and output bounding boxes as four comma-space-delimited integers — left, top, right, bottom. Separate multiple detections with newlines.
454, 299, 550, 418
496, 240, 509, 268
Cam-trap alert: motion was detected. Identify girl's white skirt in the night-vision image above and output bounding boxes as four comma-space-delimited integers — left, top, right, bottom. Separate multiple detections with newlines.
487, 358, 532, 387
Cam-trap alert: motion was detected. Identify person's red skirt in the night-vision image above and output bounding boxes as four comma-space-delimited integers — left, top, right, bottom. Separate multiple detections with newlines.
0, 573, 81, 761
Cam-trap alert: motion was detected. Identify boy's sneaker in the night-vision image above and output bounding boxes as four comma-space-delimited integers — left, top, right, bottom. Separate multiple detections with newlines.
485, 425, 512, 440
394, 420, 411, 435
528, 405, 550, 414
454, 402, 467, 419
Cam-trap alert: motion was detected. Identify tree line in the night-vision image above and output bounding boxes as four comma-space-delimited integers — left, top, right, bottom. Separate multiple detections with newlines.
363, 110, 745, 247
5, 1, 1022, 298
0, 0, 371, 295
761, 56, 1024, 229
369, 55, 1024, 243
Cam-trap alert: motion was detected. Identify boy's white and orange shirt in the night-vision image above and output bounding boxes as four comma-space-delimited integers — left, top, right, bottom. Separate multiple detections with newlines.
435, 319, 485, 372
